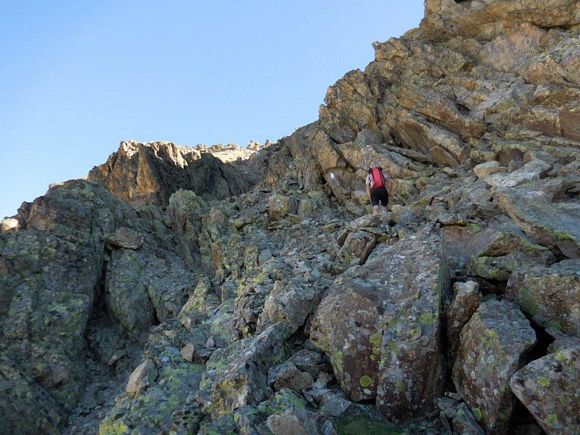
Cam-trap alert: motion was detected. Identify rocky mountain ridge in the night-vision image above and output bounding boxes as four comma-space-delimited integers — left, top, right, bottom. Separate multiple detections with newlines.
87, 139, 270, 207
1, 1, 579, 434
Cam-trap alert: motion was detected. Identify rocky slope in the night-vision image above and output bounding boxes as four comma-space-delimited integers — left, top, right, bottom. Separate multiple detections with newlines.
1, 1, 579, 434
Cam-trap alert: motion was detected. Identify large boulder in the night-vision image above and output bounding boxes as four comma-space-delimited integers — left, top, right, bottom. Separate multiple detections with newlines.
268, 193, 297, 220
337, 230, 377, 267
310, 228, 448, 420
104, 246, 194, 341
506, 259, 580, 335
481, 159, 551, 189
319, 69, 377, 144
258, 280, 324, 333
386, 110, 467, 167
208, 322, 291, 417
447, 281, 482, 366
510, 346, 580, 435
466, 223, 556, 282
443, 218, 557, 282
452, 299, 537, 434
494, 181, 580, 258
165, 189, 207, 268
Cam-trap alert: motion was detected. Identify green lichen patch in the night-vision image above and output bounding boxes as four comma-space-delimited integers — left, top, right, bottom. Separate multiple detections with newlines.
544, 414, 559, 427
544, 320, 562, 331
472, 407, 483, 422
553, 230, 573, 241
518, 287, 540, 316
359, 375, 374, 388
419, 311, 437, 325
98, 420, 129, 435
554, 351, 568, 363
331, 351, 344, 375
483, 328, 499, 348
369, 332, 382, 352
395, 379, 406, 392
253, 272, 267, 285
537, 376, 551, 387
267, 389, 307, 412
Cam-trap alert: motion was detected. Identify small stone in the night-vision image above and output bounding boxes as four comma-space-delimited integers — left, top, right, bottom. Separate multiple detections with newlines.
180, 344, 194, 362
352, 189, 370, 205
443, 167, 456, 176
107, 351, 126, 367
288, 349, 324, 377
268, 361, 314, 392
319, 393, 352, 417
126, 359, 157, 396
163, 330, 177, 339
258, 249, 273, 265
452, 403, 485, 435
266, 408, 319, 435
179, 315, 197, 330
322, 420, 338, 435
473, 161, 505, 178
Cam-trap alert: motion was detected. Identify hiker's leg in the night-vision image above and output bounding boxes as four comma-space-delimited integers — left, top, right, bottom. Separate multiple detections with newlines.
370, 189, 380, 212
378, 189, 389, 212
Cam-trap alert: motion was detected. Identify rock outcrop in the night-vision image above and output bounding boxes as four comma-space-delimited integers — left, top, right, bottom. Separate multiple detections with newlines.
0, 180, 197, 433
88, 140, 267, 206
1, 0, 579, 433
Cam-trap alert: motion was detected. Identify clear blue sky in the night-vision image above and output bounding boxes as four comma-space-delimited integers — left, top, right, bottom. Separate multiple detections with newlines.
0, 1, 423, 218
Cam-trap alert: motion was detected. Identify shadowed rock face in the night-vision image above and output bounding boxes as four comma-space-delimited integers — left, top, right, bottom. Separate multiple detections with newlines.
1, 1, 579, 434
0, 180, 196, 433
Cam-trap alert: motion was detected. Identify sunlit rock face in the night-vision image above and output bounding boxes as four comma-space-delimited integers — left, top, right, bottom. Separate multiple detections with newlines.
88, 140, 265, 206
2, 0, 579, 433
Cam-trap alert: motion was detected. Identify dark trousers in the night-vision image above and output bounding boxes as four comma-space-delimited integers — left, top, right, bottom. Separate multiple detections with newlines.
370, 187, 389, 206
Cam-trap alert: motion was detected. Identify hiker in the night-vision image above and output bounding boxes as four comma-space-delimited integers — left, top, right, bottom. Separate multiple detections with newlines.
366, 166, 389, 213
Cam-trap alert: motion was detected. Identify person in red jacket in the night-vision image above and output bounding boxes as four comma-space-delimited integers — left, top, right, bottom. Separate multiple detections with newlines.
365, 166, 389, 213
